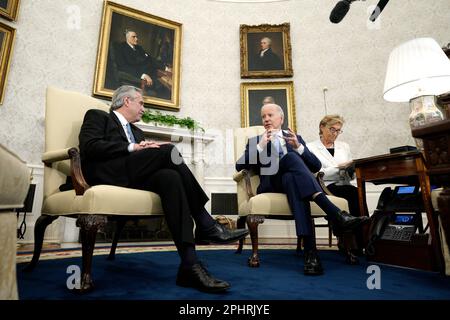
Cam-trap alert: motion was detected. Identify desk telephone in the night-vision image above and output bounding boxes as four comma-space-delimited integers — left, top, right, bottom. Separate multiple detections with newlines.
366, 186, 424, 255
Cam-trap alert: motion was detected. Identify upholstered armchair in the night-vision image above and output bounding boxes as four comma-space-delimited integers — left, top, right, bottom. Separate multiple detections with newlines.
24, 87, 164, 292
0, 144, 31, 300
233, 126, 351, 267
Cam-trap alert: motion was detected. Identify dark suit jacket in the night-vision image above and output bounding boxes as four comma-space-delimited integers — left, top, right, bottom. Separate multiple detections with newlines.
235, 132, 321, 194
79, 109, 145, 187
249, 48, 283, 71
115, 42, 160, 80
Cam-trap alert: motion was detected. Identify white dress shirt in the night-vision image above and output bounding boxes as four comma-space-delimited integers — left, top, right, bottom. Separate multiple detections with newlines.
257, 130, 304, 155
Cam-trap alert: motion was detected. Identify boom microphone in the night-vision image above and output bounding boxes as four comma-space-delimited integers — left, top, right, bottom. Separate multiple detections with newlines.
329, 0, 355, 24
369, 0, 390, 22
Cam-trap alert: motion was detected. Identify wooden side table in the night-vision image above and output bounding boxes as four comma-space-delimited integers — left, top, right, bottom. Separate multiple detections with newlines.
412, 119, 450, 253
353, 151, 443, 271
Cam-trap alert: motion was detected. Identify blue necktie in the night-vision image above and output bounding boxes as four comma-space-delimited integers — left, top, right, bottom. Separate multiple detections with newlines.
273, 136, 284, 158
125, 123, 136, 143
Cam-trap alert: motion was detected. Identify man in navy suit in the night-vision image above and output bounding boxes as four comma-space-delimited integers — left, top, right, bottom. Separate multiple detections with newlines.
79, 85, 248, 293
235, 103, 368, 275
114, 30, 168, 99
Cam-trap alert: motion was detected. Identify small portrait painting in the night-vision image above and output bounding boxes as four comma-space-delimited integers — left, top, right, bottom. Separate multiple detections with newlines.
241, 81, 296, 132
240, 23, 293, 79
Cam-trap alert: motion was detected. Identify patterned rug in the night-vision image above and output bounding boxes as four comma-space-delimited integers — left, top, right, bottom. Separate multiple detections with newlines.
17, 242, 330, 264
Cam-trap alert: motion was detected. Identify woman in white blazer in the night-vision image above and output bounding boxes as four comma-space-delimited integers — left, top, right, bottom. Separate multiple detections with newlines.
307, 115, 365, 251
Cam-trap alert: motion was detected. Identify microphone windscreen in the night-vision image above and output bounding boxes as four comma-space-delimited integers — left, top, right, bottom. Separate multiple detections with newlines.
330, 1, 351, 23
369, 0, 390, 22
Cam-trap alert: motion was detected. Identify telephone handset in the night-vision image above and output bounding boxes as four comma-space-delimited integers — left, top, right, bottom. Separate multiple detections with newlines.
377, 187, 394, 210
366, 210, 393, 255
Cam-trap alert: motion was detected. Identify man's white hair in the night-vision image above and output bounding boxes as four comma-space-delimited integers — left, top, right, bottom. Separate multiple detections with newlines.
261, 103, 284, 119
261, 37, 272, 45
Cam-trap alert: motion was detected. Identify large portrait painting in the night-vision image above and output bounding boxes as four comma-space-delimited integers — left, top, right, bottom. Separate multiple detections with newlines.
0, 21, 15, 104
241, 81, 297, 132
240, 23, 293, 79
93, 1, 182, 111
0, 0, 20, 21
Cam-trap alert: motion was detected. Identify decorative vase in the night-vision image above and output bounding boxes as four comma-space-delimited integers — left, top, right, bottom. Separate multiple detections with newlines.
409, 95, 445, 150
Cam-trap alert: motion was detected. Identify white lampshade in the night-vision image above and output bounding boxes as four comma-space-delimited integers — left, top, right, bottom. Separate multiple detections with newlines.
383, 37, 450, 102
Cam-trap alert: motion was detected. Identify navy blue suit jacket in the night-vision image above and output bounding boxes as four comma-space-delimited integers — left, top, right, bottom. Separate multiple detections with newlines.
235, 132, 321, 195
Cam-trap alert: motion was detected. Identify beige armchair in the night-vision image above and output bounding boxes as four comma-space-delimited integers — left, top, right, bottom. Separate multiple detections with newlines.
0, 144, 31, 300
24, 87, 164, 292
233, 126, 350, 267
431, 188, 450, 276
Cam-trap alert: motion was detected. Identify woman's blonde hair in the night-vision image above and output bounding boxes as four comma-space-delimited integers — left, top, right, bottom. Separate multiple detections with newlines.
319, 114, 345, 135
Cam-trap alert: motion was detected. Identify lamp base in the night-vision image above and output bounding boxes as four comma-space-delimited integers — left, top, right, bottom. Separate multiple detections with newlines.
409, 95, 445, 150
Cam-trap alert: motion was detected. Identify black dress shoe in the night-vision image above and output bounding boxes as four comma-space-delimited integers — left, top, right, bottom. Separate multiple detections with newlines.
176, 263, 230, 293
304, 250, 324, 276
195, 222, 249, 244
332, 211, 370, 235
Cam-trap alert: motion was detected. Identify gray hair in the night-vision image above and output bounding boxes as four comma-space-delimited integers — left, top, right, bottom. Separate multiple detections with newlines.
261, 37, 272, 45
110, 85, 142, 111
125, 29, 136, 37
261, 103, 284, 119
262, 96, 275, 104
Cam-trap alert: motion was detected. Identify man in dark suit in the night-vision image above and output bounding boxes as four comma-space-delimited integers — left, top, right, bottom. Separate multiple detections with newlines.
114, 29, 168, 98
249, 37, 283, 71
79, 85, 248, 293
235, 103, 368, 275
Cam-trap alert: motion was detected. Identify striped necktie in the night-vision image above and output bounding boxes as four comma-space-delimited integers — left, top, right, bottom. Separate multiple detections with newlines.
125, 123, 136, 143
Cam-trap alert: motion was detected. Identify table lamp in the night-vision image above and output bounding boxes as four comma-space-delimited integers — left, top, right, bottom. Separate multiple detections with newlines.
383, 38, 450, 133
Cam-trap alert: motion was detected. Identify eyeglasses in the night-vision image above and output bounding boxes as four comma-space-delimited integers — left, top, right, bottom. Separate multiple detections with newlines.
328, 127, 343, 135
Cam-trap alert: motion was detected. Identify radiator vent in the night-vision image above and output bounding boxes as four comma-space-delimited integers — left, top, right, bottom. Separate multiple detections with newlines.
211, 193, 238, 216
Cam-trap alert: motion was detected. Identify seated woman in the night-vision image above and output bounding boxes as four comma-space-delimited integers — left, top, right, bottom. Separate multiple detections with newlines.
307, 115, 366, 254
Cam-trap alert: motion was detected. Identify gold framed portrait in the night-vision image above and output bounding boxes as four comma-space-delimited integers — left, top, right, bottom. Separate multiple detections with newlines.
93, 1, 182, 111
240, 23, 293, 79
0, 21, 15, 104
241, 81, 296, 132
0, 0, 20, 21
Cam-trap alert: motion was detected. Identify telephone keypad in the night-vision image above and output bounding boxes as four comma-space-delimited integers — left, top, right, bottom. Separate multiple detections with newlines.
381, 225, 415, 241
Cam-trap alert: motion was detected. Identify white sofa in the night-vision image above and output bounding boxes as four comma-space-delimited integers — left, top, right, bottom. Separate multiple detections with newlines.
0, 144, 31, 300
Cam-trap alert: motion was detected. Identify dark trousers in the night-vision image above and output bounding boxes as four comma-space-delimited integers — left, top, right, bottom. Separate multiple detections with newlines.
327, 183, 365, 248
269, 152, 322, 237
126, 144, 209, 246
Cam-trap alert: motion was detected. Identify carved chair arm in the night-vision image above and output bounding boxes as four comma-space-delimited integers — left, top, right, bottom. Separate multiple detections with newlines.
68, 148, 90, 196
234, 169, 255, 199
42, 148, 72, 164
316, 171, 334, 196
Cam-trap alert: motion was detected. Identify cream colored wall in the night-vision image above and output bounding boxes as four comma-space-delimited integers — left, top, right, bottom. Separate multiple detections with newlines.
0, 0, 449, 174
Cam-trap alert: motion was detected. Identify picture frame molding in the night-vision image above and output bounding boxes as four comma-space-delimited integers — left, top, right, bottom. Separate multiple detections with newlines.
240, 23, 293, 79
240, 81, 297, 132
0, 21, 15, 104
93, 0, 182, 111
0, 0, 20, 22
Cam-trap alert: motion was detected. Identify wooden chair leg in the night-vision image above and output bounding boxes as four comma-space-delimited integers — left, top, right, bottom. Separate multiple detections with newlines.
23, 215, 58, 272
246, 215, 264, 267
235, 216, 247, 254
342, 232, 359, 265
107, 218, 127, 260
75, 215, 107, 293
296, 237, 303, 254
328, 225, 333, 247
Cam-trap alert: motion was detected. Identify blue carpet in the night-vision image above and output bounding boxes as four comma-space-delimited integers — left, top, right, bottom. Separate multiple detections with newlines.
17, 249, 450, 300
